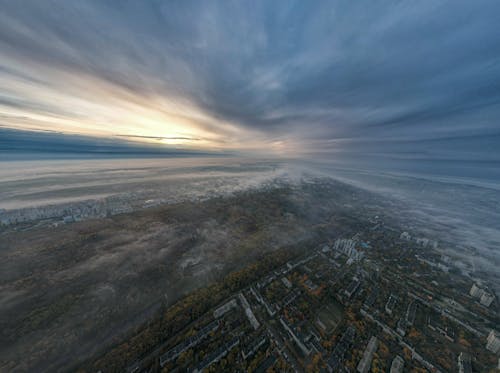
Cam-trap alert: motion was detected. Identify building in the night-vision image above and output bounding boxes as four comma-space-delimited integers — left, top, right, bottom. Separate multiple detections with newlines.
405, 301, 417, 325
390, 355, 404, 373
416, 237, 430, 247
160, 320, 220, 367
427, 315, 455, 342
469, 283, 484, 297
396, 318, 407, 336
327, 327, 355, 373
344, 278, 360, 298
357, 336, 378, 373
193, 337, 239, 373
469, 283, 494, 306
241, 336, 267, 360
255, 355, 277, 373
486, 330, 500, 354
281, 277, 292, 289
480, 292, 495, 307
251, 286, 276, 316
385, 294, 397, 315
334, 238, 355, 251
458, 352, 472, 373
334, 238, 365, 261
282, 288, 300, 307
363, 287, 379, 309
239, 293, 260, 330
400, 232, 411, 240
304, 279, 318, 291
213, 299, 238, 318
279, 317, 311, 356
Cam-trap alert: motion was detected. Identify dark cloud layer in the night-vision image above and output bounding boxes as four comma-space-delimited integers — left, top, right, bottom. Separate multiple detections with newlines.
1, 1, 499, 178
0, 128, 220, 160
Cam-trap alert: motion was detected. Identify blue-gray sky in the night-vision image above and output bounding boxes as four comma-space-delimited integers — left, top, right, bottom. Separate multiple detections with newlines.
1, 1, 500, 176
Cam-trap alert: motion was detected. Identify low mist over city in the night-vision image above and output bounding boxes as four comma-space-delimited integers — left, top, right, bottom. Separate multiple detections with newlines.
1, 1, 499, 372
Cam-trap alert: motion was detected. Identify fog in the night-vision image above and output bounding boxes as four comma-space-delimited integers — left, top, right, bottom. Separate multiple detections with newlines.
0, 157, 289, 211
2, 157, 499, 275
1, 157, 499, 371
306, 163, 500, 294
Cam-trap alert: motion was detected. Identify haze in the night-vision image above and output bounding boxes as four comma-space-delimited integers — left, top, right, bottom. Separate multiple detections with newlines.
1, 1, 499, 372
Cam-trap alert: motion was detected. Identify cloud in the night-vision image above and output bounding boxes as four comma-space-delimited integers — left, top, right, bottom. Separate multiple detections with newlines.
0, 0, 499, 173
0, 127, 223, 159
115, 135, 201, 141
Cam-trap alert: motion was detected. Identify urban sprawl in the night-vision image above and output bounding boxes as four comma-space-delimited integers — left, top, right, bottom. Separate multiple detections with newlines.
115, 223, 499, 373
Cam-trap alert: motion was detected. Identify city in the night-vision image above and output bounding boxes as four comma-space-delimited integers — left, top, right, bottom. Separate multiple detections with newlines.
2, 1, 500, 372
89, 222, 500, 373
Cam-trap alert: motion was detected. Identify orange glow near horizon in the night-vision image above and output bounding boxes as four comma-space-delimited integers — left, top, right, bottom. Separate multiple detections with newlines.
0, 56, 290, 155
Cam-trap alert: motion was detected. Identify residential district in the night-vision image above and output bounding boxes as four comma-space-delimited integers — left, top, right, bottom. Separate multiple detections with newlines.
110, 226, 499, 373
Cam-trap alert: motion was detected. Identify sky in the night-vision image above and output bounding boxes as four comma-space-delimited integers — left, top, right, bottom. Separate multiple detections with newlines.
1, 1, 500, 175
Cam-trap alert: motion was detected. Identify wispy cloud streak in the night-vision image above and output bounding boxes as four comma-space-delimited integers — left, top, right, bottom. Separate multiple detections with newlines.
0, 1, 499, 171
